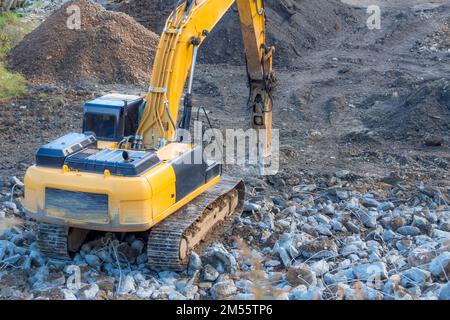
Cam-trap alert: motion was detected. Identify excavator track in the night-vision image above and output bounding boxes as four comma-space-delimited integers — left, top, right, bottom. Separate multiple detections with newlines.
36, 223, 71, 261
147, 175, 245, 271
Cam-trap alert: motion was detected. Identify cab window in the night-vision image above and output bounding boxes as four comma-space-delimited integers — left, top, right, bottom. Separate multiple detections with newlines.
83, 113, 116, 140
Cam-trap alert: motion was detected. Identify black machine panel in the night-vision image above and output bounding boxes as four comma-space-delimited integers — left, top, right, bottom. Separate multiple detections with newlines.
65, 148, 161, 177
170, 146, 221, 202
36, 133, 97, 168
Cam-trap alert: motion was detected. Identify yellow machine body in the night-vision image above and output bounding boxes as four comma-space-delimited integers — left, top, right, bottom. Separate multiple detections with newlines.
22, 142, 220, 232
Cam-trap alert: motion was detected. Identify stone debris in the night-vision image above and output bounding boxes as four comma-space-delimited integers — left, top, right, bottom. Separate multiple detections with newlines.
1, 162, 450, 301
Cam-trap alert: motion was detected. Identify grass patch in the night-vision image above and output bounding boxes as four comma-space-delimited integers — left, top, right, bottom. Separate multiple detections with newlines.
0, 11, 32, 100
0, 62, 26, 100
0, 11, 34, 56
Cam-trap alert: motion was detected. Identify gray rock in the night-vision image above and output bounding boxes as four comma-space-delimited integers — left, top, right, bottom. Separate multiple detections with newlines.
352, 262, 388, 281
180, 285, 198, 300
314, 214, 331, 225
80, 243, 91, 253
136, 253, 148, 265
202, 264, 220, 282
397, 226, 421, 237
412, 216, 432, 235
273, 234, 299, 266
341, 244, 359, 257
130, 239, 145, 255
94, 275, 116, 292
118, 275, 136, 295
233, 293, 256, 300
302, 224, 319, 237
314, 224, 332, 236
400, 267, 431, 288
3, 201, 17, 212
289, 285, 322, 300
79, 284, 99, 300
361, 197, 380, 208
85, 254, 102, 268
235, 279, 253, 293
244, 202, 261, 212
9, 176, 24, 188
343, 221, 360, 234
361, 284, 384, 300
136, 286, 154, 299
396, 239, 413, 252
117, 242, 139, 263
96, 249, 113, 264
310, 260, 329, 276
61, 288, 77, 300
382, 229, 397, 242
203, 243, 237, 274
378, 202, 394, 211
32, 271, 66, 291
360, 212, 377, 229
322, 204, 335, 215
286, 266, 317, 287
133, 272, 145, 284
324, 269, 354, 285
21, 256, 32, 270
299, 238, 337, 260
439, 221, 450, 232
188, 251, 202, 276
336, 190, 351, 200
335, 170, 351, 179
439, 283, 450, 300
348, 253, 360, 263
389, 216, 405, 231
331, 220, 345, 232
408, 246, 436, 267
158, 271, 178, 286
210, 280, 237, 299
168, 291, 186, 300
158, 285, 176, 297
368, 251, 381, 263
433, 229, 450, 241
429, 252, 450, 278
265, 259, 281, 268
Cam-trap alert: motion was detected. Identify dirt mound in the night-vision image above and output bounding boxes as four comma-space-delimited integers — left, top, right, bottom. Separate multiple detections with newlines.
8, 0, 159, 85
118, 0, 358, 67
364, 79, 450, 141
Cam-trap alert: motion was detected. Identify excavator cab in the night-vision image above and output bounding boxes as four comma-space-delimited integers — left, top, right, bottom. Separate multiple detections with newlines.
82, 94, 143, 141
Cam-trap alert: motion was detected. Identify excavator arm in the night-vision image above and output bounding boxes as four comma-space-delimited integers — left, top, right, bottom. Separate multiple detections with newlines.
135, 0, 275, 157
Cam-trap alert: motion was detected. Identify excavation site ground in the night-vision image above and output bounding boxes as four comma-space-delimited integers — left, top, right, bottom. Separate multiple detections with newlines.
0, 0, 449, 300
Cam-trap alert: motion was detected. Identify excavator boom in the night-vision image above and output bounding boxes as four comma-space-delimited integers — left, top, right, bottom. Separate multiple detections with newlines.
136, 0, 274, 156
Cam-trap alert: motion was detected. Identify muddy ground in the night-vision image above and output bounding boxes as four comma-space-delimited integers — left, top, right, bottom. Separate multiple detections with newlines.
0, 0, 449, 300
2, 0, 449, 186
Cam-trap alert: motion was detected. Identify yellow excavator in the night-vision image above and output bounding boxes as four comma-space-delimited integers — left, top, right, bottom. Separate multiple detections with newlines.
22, 0, 275, 271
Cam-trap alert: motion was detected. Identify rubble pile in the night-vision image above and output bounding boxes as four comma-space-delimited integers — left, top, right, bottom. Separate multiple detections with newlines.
8, 0, 159, 85
1, 172, 449, 300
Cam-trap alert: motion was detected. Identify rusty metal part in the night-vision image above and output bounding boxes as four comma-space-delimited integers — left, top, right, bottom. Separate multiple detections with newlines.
147, 175, 245, 271
68, 228, 91, 253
